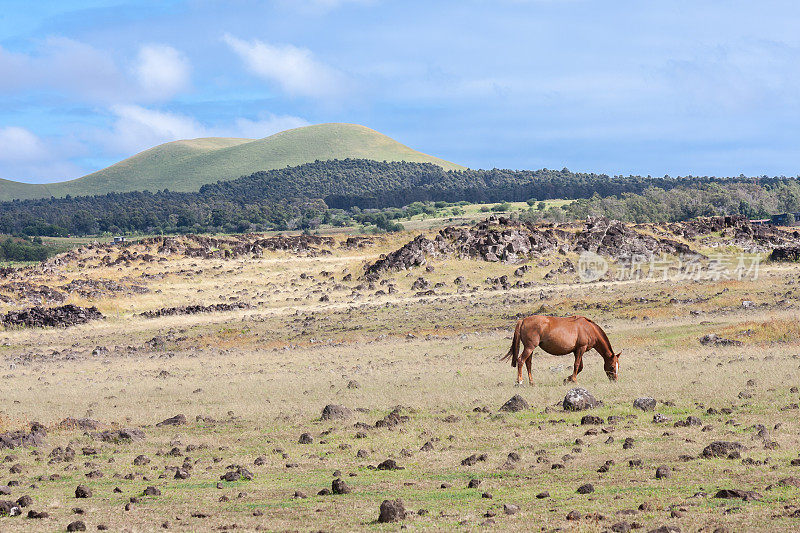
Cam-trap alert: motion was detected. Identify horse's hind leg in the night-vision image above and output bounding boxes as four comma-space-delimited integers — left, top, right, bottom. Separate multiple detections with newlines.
516, 347, 533, 386
525, 353, 534, 385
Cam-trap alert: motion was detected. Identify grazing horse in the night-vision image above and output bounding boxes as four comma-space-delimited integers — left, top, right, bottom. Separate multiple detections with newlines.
501, 315, 620, 385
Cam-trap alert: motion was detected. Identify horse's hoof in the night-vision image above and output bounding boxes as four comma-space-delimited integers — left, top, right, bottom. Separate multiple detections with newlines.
514, 381, 523, 387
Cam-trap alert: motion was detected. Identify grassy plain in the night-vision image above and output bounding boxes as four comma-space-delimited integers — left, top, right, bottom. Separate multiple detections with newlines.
0, 224, 798, 531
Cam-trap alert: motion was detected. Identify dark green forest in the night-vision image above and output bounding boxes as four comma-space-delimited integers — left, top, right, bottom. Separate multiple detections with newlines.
1, 159, 798, 236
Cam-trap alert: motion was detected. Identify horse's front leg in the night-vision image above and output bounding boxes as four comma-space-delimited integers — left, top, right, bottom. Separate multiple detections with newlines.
564, 347, 586, 384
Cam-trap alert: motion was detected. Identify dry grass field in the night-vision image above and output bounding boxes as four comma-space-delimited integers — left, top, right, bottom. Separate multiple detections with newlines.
0, 218, 799, 532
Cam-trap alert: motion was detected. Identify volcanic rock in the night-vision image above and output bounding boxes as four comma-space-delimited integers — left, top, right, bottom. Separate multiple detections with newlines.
563, 388, 600, 411
378, 499, 406, 522
500, 394, 529, 412
321, 404, 352, 421
633, 397, 656, 411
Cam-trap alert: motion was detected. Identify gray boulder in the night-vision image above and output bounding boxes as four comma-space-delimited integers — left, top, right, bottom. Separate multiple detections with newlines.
321, 404, 352, 421
633, 397, 656, 411
563, 388, 600, 411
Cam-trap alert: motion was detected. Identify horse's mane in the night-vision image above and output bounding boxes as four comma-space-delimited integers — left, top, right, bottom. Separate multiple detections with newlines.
582, 317, 615, 354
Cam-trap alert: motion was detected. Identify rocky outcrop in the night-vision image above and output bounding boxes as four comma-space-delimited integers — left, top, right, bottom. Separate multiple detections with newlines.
770, 247, 800, 262
0, 423, 46, 449
364, 216, 706, 278
1, 305, 103, 329
140, 302, 250, 318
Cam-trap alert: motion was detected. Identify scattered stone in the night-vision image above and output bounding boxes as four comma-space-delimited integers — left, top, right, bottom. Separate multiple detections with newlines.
331, 478, 351, 495
375, 408, 409, 429
699, 334, 742, 347
655, 466, 671, 479
377, 459, 403, 471
298, 433, 313, 444
0, 500, 21, 516
98, 428, 145, 443
74, 485, 91, 498
67, 521, 87, 532
577, 483, 594, 494
378, 499, 406, 522
714, 489, 761, 500
500, 394, 529, 412
633, 398, 657, 411
563, 388, 600, 411
220, 465, 253, 482
461, 453, 488, 466
57, 418, 104, 431
0, 422, 47, 450
321, 404, 352, 421
702, 441, 744, 459
156, 414, 187, 427
504, 503, 520, 515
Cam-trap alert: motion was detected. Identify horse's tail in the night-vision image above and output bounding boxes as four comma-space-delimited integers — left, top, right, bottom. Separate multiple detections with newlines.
501, 319, 523, 367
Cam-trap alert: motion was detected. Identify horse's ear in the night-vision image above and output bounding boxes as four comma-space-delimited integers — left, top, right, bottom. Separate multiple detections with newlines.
615, 351, 622, 357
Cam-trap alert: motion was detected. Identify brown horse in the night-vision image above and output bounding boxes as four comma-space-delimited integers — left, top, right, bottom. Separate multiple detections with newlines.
501, 315, 620, 385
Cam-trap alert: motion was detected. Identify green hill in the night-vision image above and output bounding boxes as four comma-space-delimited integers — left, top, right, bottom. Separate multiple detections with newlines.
0, 123, 464, 201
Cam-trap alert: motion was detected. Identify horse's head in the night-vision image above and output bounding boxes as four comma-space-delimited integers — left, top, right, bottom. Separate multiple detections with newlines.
604, 351, 621, 381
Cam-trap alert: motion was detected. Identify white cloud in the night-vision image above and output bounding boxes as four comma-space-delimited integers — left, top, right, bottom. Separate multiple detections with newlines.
223, 34, 346, 98
106, 105, 206, 153
0, 38, 126, 102
221, 116, 310, 138
0, 127, 48, 162
0, 127, 85, 182
0, 39, 192, 104
134, 45, 191, 100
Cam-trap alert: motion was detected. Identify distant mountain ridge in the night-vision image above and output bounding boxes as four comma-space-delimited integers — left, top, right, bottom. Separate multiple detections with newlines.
0, 123, 465, 201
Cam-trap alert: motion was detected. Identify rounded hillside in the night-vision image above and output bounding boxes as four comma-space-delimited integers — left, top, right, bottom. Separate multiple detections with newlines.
0, 123, 464, 201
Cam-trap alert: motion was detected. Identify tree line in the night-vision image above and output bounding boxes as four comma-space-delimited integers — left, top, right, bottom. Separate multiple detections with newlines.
0, 159, 797, 236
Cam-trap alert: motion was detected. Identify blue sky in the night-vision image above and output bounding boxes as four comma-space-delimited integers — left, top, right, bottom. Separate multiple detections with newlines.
1, 0, 799, 183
